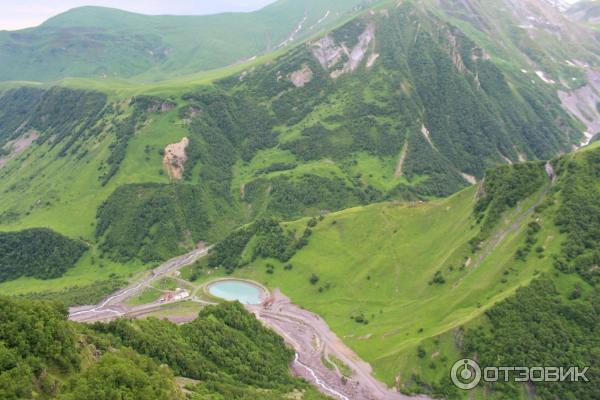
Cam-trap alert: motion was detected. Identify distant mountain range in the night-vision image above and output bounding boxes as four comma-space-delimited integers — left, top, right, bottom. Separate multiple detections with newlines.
0, 0, 372, 82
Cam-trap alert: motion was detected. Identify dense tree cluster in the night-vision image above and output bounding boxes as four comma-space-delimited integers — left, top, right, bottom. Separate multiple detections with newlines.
245, 174, 368, 220
0, 228, 87, 282
96, 183, 211, 262
208, 218, 304, 272
473, 162, 547, 237
0, 297, 80, 399
463, 279, 600, 400
90, 302, 319, 398
60, 349, 183, 400
553, 150, 600, 285
254, 162, 298, 176
0, 297, 320, 399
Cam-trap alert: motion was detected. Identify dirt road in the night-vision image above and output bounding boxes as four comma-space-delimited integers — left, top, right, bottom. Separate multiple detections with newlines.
69, 246, 212, 322
248, 290, 431, 400
67, 246, 432, 399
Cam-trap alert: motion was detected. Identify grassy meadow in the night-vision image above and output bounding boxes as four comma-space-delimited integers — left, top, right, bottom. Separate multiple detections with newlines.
229, 184, 561, 385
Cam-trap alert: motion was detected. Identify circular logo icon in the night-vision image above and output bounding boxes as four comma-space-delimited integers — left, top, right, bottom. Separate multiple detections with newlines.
451, 359, 482, 390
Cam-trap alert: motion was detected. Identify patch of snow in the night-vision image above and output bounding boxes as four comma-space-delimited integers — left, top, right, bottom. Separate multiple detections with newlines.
367, 53, 379, 68
558, 69, 600, 147
461, 173, 477, 185
535, 70, 556, 84
317, 10, 330, 25
278, 12, 308, 48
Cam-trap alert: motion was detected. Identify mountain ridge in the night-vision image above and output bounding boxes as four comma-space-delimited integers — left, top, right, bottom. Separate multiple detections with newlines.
0, 0, 374, 82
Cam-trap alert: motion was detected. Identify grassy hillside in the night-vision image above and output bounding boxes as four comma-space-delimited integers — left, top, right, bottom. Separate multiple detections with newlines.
0, 0, 370, 82
203, 147, 600, 399
430, 0, 599, 82
227, 172, 556, 383
0, 0, 591, 298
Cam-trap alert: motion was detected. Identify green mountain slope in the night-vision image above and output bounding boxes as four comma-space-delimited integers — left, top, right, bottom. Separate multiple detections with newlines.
1, 2, 599, 398
0, 0, 370, 82
213, 145, 600, 398
567, 0, 600, 28
0, 0, 595, 296
432, 0, 599, 68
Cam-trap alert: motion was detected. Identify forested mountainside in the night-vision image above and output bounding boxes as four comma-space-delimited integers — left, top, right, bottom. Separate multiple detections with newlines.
0, 0, 597, 293
452, 146, 600, 399
0, 0, 370, 82
0, 1, 599, 397
0, 298, 326, 399
0, 229, 87, 282
216, 145, 600, 399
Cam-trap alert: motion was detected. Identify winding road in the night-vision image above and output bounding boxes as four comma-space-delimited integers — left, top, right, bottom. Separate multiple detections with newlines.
69, 246, 212, 322
68, 244, 430, 399
66, 161, 560, 399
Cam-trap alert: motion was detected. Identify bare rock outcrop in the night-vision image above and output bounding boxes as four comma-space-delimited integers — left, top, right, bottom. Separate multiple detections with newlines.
163, 137, 189, 180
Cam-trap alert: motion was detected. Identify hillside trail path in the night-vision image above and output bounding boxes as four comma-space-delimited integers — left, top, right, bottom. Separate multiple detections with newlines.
69, 246, 212, 322
471, 162, 555, 270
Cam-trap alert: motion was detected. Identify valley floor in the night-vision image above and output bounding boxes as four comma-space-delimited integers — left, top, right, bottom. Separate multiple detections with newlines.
67, 245, 432, 400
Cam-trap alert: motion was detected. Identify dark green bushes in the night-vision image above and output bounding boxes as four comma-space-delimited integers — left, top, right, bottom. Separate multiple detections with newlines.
463, 279, 600, 399
0, 87, 106, 153
0, 297, 312, 399
474, 162, 547, 235
246, 174, 366, 219
0, 228, 87, 282
554, 150, 600, 285
60, 349, 182, 400
92, 302, 305, 395
96, 183, 211, 262
0, 297, 80, 399
208, 219, 300, 272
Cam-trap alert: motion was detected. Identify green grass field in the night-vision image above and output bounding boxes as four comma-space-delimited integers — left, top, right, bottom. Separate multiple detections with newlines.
0, 109, 186, 295
228, 184, 561, 385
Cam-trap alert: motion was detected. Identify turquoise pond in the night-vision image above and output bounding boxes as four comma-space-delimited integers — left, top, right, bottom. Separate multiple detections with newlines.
207, 280, 264, 305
